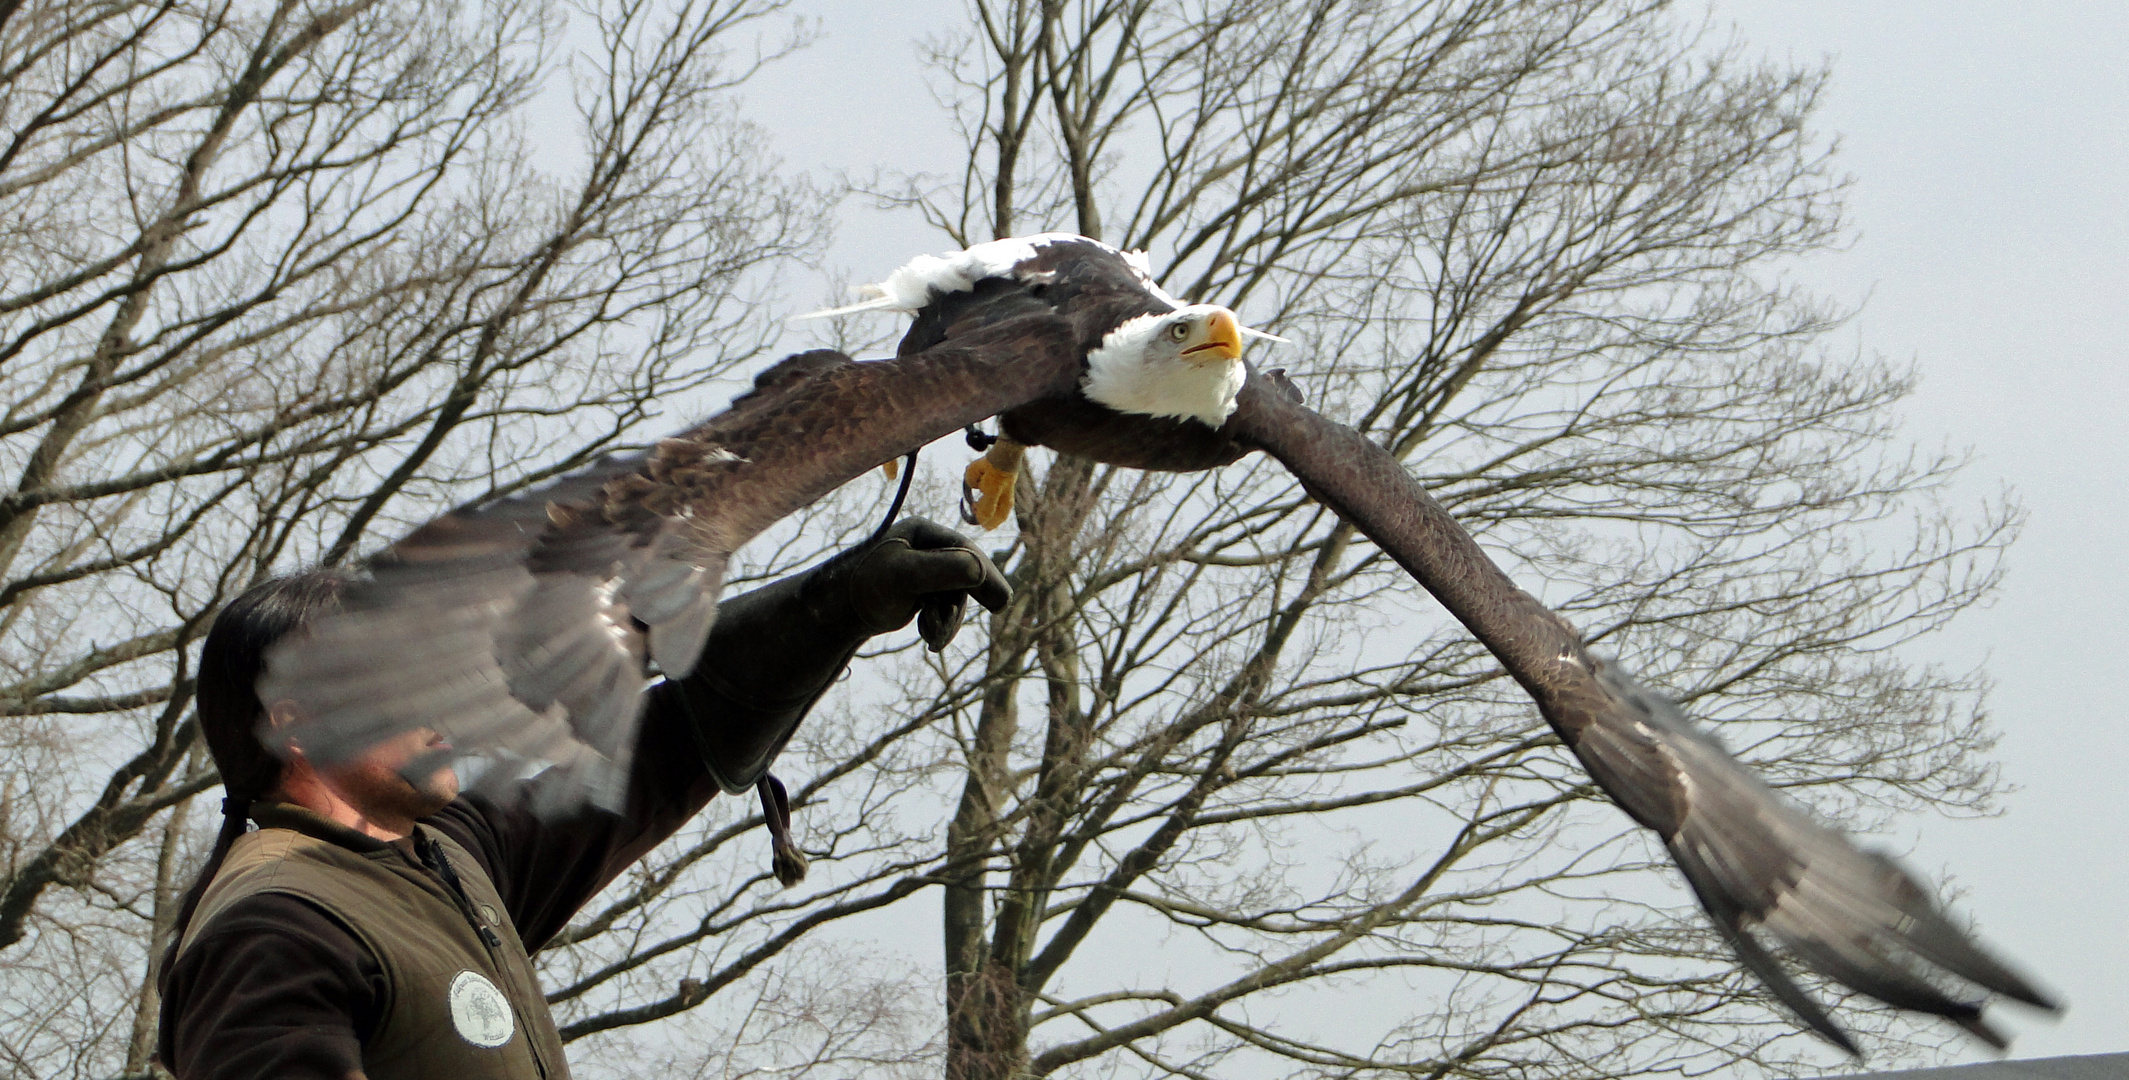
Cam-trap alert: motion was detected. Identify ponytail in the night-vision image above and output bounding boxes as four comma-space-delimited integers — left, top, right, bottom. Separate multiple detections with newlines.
155, 796, 253, 994
157, 570, 352, 986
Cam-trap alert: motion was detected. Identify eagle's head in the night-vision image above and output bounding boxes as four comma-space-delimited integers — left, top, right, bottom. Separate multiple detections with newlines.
1081, 303, 1251, 428
800, 232, 1284, 433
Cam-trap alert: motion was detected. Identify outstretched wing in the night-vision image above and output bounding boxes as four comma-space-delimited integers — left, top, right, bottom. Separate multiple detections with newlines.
262, 317, 1084, 812
809, 231, 2051, 1050
1221, 367, 2056, 1051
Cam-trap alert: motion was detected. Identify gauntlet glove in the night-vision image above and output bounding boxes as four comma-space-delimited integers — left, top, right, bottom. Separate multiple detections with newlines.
671, 518, 1009, 883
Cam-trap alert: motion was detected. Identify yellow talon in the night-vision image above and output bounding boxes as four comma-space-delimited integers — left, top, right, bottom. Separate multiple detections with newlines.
961, 439, 1026, 530
881, 458, 899, 480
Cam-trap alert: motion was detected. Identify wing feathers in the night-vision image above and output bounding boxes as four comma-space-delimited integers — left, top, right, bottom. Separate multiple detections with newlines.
643, 574, 722, 677
264, 316, 1084, 816
1673, 845, 1861, 1054
1226, 367, 2053, 1050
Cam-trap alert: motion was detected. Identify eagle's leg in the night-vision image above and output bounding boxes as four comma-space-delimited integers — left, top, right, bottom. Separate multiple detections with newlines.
961, 438, 1026, 530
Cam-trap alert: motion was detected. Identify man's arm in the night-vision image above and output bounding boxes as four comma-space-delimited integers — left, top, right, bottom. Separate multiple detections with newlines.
671, 517, 1012, 794
435, 518, 1008, 948
158, 894, 383, 1080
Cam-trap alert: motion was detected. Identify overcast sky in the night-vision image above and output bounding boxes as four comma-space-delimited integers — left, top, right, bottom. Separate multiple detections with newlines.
1707, 3, 2128, 1066
733, 1, 2128, 1067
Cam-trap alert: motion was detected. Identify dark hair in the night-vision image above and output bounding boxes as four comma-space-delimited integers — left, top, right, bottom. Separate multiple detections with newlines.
160, 570, 352, 988
195, 570, 353, 799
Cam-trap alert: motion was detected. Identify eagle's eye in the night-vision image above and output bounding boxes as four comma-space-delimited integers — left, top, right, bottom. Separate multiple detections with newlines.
1168, 320, 1191, 342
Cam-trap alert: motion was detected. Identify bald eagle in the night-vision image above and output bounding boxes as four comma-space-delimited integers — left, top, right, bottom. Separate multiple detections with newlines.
265, 233, 2053, 1055
806, 232, 1283, 527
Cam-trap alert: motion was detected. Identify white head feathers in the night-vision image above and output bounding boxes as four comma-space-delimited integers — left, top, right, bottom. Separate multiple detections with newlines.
1081, 305, 1250, 428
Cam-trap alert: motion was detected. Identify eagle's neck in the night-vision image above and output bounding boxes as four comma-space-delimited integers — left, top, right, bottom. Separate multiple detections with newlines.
1081, 316, 1243, 427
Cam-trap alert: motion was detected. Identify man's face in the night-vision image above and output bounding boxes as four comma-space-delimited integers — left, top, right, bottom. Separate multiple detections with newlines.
318, 727, 460, 822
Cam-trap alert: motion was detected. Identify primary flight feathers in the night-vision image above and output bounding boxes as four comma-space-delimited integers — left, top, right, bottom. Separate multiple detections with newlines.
263, 233, 2053, 1053
260, 323, 1090, 813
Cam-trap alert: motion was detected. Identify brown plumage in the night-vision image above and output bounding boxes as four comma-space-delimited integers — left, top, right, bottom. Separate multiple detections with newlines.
267, 234, 2054, 1053
262, 317, 1084, 812
869, 236, 2058, 1053
1221, 364, 2054, 1053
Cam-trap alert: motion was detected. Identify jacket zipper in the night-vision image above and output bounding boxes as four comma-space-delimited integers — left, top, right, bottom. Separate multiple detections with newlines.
415, 834, 548, 1078
416, 835, 504, 948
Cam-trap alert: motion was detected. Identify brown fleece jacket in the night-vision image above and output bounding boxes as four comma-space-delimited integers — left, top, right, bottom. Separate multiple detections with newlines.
157, 672, 799, 1080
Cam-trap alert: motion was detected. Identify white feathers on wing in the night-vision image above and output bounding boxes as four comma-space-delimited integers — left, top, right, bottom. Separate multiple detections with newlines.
802, 233, 1092, 317
800, 234, 1291, 346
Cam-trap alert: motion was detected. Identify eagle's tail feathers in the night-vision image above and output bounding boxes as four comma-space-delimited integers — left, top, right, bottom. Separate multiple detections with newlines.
794, 285, 898, 321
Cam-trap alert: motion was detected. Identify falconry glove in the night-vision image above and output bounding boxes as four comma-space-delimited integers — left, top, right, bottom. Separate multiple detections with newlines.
672, 517, 1009, 884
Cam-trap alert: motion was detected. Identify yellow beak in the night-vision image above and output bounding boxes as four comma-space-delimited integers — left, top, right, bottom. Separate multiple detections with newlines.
1181, 309, 1243, 364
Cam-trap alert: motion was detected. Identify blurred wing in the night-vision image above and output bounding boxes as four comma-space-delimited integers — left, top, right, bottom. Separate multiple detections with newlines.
260, 456, 671, 813
1222, 366, 2056, 1051
263, 316, 1083, 813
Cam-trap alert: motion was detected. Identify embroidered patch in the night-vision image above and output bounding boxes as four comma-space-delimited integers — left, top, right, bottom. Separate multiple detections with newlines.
447, 970, 515, 1048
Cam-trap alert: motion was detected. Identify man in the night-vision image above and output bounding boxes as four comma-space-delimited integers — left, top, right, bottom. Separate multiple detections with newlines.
156, 519, 1007, 1080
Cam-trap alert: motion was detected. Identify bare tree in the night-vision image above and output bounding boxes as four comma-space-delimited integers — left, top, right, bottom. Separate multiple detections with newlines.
554, 0, 2014, 1076
895, 2, 2016, 1075
1, 1, 2021, 1078
0, 0, 824, 1073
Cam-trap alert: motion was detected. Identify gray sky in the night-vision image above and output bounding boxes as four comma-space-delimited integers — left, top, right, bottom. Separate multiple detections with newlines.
735, 0, 2128, 1066
1709, 2, 2128, 1064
